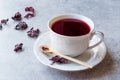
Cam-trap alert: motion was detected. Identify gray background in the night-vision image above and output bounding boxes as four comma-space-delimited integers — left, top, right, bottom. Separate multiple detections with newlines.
0, 0, 120, 80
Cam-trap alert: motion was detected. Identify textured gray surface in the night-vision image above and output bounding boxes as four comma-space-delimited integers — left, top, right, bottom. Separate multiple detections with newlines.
0, 0, 120, 80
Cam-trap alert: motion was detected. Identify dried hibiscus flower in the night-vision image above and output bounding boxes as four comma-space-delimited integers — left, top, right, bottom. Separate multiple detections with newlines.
41, 46, 49, 51
14, 43, 23, 52
27, 27, 40, 37
1, 18, 9, 24
15, 22, 28, 30
25, 6, 35, 13
0, 23, 2, 30
24, 7, 35, 19
50, 56, 68, 65
12, 12, 22, 21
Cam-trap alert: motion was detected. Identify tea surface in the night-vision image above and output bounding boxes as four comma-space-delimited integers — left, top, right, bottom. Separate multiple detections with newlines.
52, 18, 90, 36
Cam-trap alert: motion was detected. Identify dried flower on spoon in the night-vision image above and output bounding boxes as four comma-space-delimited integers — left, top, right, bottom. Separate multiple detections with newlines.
41, 46, 49, 51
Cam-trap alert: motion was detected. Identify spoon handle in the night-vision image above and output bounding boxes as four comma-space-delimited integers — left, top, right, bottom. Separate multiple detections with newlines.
53, 50, 93, 69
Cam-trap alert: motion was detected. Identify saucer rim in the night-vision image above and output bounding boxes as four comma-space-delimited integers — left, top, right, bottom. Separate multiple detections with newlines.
33, 32, 107, 71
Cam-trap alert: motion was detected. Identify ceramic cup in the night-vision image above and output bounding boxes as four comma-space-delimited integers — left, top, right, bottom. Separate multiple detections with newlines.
48, 14, 104, 57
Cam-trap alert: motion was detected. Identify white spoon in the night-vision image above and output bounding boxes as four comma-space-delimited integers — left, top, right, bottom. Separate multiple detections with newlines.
40, 45, 93, 69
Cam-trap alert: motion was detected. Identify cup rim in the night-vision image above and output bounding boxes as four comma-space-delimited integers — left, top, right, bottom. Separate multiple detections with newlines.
48, 14, 95, 38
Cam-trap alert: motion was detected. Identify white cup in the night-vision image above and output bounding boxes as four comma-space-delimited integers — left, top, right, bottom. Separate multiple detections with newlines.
48, 14, 104, 57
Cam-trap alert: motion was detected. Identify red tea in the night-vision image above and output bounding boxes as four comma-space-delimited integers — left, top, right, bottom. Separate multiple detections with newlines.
51, 18, 90, 36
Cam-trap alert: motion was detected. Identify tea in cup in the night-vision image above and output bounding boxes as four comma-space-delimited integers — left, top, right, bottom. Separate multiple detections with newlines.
48, 14, 104, 57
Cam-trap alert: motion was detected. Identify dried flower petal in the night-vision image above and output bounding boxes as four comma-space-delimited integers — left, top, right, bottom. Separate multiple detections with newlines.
1, 19, 9, 24
59, 57, 68, 63
50, 56, 60, 65
50, 56, 68, 65
15, 22, 28, 30
14, 43, 23, 52
25, 6, 35, 13
24, 13, 35, 18
27, 27, 40, 37
0, 23, 2, 30
41, 46, 49, 51
12, 12, 22, 21
24, 7, 35, 19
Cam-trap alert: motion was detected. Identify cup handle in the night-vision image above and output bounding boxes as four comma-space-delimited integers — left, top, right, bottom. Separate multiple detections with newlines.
88, 31, 104, 49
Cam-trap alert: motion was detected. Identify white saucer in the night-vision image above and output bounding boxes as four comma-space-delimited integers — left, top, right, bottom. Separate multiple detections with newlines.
33, 32, 107, 71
